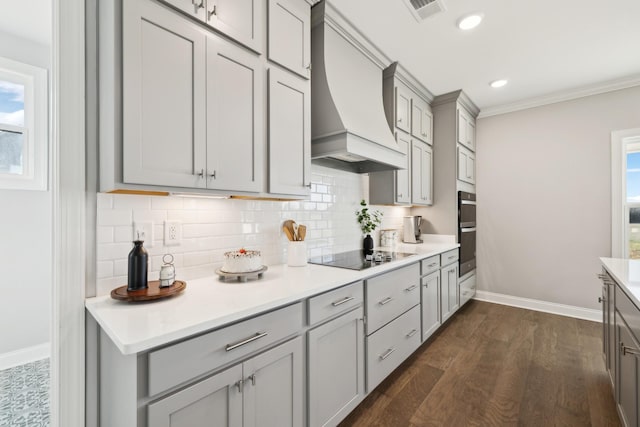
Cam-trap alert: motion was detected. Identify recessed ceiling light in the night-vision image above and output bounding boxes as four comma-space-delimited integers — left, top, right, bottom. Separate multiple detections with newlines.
490, 79, 508, 88
457, 13, 483, 30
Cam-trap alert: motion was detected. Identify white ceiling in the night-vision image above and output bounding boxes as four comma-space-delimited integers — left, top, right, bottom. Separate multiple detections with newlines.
330, 0, 640, 112
0, 0, 52, 46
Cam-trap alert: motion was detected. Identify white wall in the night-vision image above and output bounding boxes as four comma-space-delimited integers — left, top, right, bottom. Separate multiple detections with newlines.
0, 32, 51, 358
476, 86, 640, 310
95, 165, 409, 296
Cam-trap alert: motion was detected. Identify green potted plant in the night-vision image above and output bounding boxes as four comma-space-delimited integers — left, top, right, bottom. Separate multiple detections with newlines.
356, 199, 382, 255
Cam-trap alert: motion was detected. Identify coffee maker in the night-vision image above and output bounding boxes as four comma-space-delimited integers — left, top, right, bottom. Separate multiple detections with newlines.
403, 216, 423, 244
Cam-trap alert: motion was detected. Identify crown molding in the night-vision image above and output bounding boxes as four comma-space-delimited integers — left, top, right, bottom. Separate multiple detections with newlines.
479, 74, 640, 118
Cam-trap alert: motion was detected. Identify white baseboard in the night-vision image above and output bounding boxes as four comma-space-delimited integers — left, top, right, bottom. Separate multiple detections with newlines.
0, 343, 50, 370
474, 290, 601, 322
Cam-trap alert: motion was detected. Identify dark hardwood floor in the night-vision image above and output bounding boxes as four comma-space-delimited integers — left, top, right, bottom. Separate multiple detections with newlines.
339, 300, 620, 427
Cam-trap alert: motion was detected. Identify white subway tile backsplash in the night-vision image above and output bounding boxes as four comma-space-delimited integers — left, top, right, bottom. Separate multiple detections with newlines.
94, 165, 407, 296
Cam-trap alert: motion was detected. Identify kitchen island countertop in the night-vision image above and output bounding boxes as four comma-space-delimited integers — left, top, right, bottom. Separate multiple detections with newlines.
87, 242, 459, 355
600, 257, 640, 308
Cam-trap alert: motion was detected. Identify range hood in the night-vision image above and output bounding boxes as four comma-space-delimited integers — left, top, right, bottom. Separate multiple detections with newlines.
310, 1, 406, 173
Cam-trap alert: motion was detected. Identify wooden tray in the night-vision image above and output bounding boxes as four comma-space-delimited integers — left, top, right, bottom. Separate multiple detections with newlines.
111, 280, 186, 302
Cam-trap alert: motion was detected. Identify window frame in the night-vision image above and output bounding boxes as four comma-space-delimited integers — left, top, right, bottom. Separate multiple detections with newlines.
0, 56, 48, 191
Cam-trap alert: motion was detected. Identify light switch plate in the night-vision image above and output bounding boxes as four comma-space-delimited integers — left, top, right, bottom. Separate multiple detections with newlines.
133, 221, 154, 247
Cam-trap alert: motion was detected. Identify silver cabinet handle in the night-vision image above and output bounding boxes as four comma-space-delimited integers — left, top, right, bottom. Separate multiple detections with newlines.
247, 374, 256, 386
379, 297, 394, 306
398, 117, 403, 123
226, 332, 268, 351
192, 0, 205, 10
597, 273, 607, 279
428, 262, 438, 268
448, 255, 457, 260
208, 4, 217, 19
460, 200, 476, 206
598, 297, 604, 303
406, 329, 418, 338
235, 379, 244, 393
305, 183, 312, 188
398, 193, 403, 198
332, 296, 354, 307
379, 347, 396, 361
196, 168, 204, 178
404, 285, 418, 292
621, 342, 640, 357
209, 170, 216, 179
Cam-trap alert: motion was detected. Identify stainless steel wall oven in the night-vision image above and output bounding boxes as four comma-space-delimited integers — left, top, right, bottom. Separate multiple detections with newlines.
458, 191, 476, 276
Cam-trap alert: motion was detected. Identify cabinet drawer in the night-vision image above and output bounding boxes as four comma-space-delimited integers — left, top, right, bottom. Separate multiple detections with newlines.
366, 263, 420, 335
421, 255, 440, 276
308, 281, 363, 326
616, 284, 640, 343
459, 274, 476, 306
366, 305, 421, 392
441, 249, 459, 267
148, 302, 303, 396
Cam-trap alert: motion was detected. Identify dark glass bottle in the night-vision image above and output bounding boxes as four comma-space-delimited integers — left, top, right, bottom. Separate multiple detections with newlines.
127, 240, 148, 291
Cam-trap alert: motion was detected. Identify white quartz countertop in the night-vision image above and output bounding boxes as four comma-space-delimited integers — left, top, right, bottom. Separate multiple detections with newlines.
600, 257, 640, 308
86, 243, 459, 355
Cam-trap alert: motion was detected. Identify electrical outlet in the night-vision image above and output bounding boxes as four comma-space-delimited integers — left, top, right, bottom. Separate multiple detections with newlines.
133, 221, 154, 247
164, 220, 181, 246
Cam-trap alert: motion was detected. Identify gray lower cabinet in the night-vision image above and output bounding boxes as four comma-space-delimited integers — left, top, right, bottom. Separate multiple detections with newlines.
421, 270, 440, 341
616, 314, 639, 427
307, 307, 365, 427
440, 253, 459, 323
148, 336, 303, 427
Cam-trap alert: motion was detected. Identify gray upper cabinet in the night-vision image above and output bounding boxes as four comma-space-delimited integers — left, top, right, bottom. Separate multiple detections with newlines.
370, 62, 434, 207
268, 68, 311, 196
267, 0, 311, 79
206, 35, 263, 193
457, 145, 475, 185
457, 107, 475, 152
411, 96, 433, 145
411, 140, 433, 206
163, 0, 207, 21
162, 0, 263, 53
123, 0, 207, 188
394, 83, 412, 134
123, 0, 263, 193
205, 0, 263, 53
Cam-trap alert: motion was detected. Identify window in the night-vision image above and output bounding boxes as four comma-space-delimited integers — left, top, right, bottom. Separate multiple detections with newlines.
626, 144, 640, 258
0, 56, 47, 190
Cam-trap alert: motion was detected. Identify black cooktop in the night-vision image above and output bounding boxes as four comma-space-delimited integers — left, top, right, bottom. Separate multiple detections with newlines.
308, 250, 416, 271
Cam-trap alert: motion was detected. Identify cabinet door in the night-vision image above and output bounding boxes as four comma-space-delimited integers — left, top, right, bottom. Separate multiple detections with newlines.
466, 119, 476, 151
411, 96, 432, 144
616, 314, 639, 427
205, 0, 263, 53
308, 307, 365, 427
440, 264, 459, 322
122, 0, 207, 188
267, 0, 310, 79
395, 84, 411, 133
608, 283, 616, 387
268, 68, 311, 196
206, 35, 263, 192
243, 337, 304, 427
395, 131, 411, 204
411, 141, 433, 206
421, 271, 440, 341
164, 0, 207, 20
148, 364, 243, 427
457, 145, 475, 185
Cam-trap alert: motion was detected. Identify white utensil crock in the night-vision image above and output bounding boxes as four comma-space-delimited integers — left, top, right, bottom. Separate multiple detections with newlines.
288, 241, 308, 267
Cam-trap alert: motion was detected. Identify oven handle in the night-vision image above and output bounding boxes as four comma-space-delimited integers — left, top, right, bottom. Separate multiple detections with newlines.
460, 200, 476, 206
460, 227, 476, 233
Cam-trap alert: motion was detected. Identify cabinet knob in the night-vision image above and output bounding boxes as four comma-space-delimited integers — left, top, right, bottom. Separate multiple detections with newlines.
598, 297, 604, 303
398, 118, 403, 123
196, 169, 204, 178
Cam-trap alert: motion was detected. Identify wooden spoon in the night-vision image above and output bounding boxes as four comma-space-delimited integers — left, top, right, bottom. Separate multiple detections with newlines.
298, 225, 306, 241
282, 220, 295, 241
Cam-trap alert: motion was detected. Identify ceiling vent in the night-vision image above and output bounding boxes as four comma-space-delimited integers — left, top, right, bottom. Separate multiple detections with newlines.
403, 0, 446, 22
